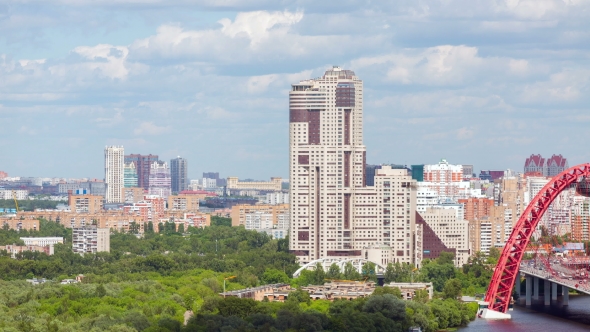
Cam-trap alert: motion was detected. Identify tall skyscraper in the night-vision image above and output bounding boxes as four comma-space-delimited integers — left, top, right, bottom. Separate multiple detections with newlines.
104, 146, 124, 203
124, 154, 159, 189
289, 67, 417, 265
170, 157, 188, 193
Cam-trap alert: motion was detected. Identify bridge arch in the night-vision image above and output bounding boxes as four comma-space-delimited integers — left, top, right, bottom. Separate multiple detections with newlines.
292, 258, 386, 278
485, 163, 590, 313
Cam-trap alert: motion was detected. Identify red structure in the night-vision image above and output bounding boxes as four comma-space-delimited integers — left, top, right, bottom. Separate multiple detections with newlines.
485, 164, 590, 313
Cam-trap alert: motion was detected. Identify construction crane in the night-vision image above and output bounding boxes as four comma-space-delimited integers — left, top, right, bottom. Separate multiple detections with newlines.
12, 190, 19, 212
223, 276, 236, 298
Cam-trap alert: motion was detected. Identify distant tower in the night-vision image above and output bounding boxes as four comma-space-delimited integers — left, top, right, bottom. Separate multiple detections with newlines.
148, 161, 172, 198
104, 146, 124, 203
124, 154, 159, 190
170, 156, 188, 193
124, 162, 138, 188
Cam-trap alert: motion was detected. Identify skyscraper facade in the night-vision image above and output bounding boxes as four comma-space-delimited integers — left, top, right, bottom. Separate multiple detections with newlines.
148, 161, 172, 199
288, 67, 417, 265
124, 162, 138, 188
104, 146, 124, 203
124, 154, 159, 190
170, 157, 188, 193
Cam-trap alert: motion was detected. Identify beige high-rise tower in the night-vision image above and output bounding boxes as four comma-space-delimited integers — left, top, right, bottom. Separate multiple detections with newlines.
104, 146, 124, 203
289, 67, 416, 265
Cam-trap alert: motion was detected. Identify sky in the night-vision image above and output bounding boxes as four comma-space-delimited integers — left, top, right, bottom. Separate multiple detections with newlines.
1, 0, 590, 180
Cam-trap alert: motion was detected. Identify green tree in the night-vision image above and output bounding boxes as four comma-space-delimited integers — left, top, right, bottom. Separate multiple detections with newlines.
95, 284, 107, 298
362, 294, 406, 321
487, 247, 501, 264
413, 289, 430, 304
146, 221, 154, 233
372, 286, 402, 299
361, 261, 377, 281
262, 268, 289, 284
312, 262, 326, 285
443, 278, 462, 299
217, 297, 259, 319
326, 263, 341, 280
342, 262, 361, 280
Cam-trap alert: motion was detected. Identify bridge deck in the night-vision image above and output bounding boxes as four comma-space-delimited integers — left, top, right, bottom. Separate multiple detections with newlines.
520, 260, 590, 295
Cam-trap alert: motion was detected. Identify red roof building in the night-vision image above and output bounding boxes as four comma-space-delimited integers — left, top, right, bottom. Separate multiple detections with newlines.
524, 154, 568, 177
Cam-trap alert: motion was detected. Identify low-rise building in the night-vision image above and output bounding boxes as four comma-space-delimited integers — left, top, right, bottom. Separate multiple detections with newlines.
221, 281, 433, 303
0, 244, 54, 258
20, 237, 64, 246
0, 219, 39, 231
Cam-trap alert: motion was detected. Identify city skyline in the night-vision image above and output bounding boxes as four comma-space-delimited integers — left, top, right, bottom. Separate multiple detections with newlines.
2, 2, 590, 179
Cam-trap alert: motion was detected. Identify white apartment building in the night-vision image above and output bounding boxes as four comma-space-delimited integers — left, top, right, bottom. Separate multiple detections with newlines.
0, 189, 28, 200
245, 211, 274, 230
72, 226, 110, 254
202, 178, 218, 189
20, 237, 64, 246
420, 207, 470, 267
416, 187, 439, 214
288, 67, 417, 265
105, 146, 124, 203
266, 192, 290, 205
244, 210, 290, 239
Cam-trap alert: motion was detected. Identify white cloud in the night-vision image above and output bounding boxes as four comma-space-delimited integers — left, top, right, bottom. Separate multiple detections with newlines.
133, 122, 170, 135
199, 106, 234, 120
219, 10, 304, 47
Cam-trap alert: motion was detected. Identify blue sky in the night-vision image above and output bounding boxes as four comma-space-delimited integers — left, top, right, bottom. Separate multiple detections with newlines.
2, 0, 590, 180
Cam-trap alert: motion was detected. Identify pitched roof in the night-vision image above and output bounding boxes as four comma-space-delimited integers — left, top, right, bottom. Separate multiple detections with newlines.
524, 154, 545, 168
547, 154, 568, 168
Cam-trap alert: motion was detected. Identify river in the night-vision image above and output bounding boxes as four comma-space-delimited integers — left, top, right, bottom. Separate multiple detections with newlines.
459, 294, 590, 331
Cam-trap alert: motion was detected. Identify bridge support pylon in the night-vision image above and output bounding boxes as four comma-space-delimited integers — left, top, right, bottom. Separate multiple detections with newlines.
563, 286, 569, 306
533, 276, 539, 300
544, 280, 550, 306
552, 282, 557, 301
525, 275, 532, 306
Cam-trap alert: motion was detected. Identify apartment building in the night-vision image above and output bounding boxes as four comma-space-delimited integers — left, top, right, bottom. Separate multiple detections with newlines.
124, 154, 159, 190
459, 197, 494, 222
0, 189, 28, 200
266, 192, 289, 205
0, 219, 39, 231
231, 204, 289, 228
148, 161, 171, 199
167, 194, 200, 212
524, 154, 569, 176
419, 207, 469, 266
0, 244, 54, 258
122, 187, 145, 204
170, 157, 188, 193
69, 194, 103, 213
72, 226, 110, 254
288, 67, 419, 265
571, 197, 590, 242
227, 177, 282, 191
105, 146, 124, 203
124, 162, 138, 188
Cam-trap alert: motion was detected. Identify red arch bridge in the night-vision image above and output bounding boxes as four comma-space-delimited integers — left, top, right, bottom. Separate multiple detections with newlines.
484, 163, 590, 317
